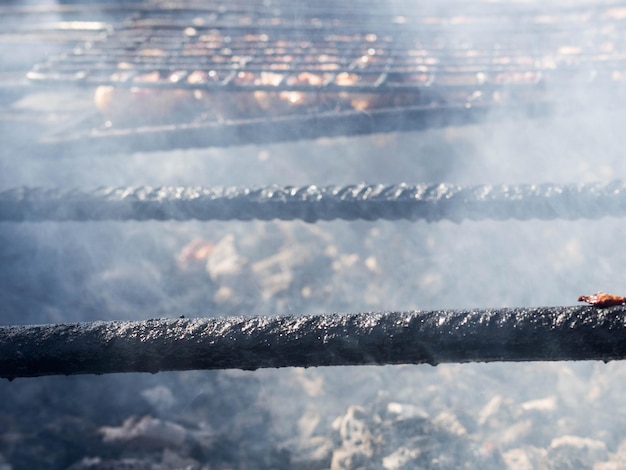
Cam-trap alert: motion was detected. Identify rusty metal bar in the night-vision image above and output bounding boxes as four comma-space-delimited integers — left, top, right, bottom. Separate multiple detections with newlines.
1, 181, 625, 223
1, 306, 625, 379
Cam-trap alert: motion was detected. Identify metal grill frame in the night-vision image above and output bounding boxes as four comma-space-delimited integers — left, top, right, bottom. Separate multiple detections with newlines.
16, 0, 626, 151
3, 306, 626, 379
3, 1, 626, 380
27, 0, 626, 93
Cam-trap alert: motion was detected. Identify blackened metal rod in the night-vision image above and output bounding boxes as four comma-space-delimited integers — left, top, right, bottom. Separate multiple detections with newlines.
2, 306, 626, 379
2, 181, 626, 223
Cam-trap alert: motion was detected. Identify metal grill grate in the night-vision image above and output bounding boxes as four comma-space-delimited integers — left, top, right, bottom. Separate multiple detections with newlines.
20, 0, 626, 151
27, 1, 626, 94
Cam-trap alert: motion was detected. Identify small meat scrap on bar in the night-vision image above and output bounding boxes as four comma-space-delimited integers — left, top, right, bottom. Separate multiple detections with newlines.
578, 292, 626, 308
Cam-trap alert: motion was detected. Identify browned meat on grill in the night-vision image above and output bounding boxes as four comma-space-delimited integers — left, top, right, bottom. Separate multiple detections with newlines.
94, 71, 210, 125
94, 86, 208, 125
335, 72, 382, 111
578, 292, 626, 307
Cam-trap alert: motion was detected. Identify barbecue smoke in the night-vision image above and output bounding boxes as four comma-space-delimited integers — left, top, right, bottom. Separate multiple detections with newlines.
2, 1, 626, 469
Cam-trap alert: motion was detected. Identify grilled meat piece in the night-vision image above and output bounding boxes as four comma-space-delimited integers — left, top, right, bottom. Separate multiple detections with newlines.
578, 292, 626, 307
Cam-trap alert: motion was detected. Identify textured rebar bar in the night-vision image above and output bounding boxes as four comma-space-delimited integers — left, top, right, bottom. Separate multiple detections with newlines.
1, 181, 626, 222
1, 306, 626, 379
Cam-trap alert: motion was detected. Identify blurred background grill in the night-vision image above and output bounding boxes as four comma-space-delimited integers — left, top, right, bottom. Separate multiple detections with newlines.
5, 0, 626, 150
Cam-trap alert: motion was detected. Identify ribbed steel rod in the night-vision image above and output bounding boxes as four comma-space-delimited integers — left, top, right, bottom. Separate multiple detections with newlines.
2, 306, 626, 379
1, 181, 626, 222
